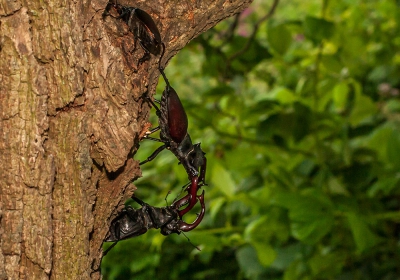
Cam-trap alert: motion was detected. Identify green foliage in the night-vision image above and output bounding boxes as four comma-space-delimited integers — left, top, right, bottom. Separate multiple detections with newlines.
102, 0, 400, 279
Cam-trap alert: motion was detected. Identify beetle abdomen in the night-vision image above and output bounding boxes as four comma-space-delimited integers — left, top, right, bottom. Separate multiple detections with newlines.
167, 87, 188, 143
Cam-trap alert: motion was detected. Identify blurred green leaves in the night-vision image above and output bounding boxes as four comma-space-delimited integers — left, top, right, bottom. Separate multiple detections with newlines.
346, 212, 382, 254
303, 16, 335, 44
267, 22, 292, 56
103, 0, 400, 279
211, 162, 236, 198
273, 192, 334, 244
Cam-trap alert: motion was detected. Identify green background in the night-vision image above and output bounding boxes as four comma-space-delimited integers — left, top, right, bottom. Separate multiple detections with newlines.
102, 0, 400, 279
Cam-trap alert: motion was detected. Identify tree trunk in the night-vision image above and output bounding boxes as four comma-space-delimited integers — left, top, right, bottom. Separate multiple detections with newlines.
0, 0, 252, 278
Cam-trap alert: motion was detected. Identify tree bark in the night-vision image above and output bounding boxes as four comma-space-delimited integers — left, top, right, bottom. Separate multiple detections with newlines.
0, 0, 252, 278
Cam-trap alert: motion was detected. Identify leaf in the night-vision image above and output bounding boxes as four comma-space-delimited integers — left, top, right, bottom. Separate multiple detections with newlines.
385, 99, 400, 113
303, 16, 335, 44
273, 192, 334, 244
292, 102, 312, 142
270, 243, 303, 270
367, 177, 399, 197
346, 212, 381, 254
308, 251, 346, 277
244, 216, 270, 242
251, 241, 277, 267
291, 216, 333, 244
203, 85, 235, 97
349, 94, 377, 126
328, 176, 350, 196
387, 129, 400, 169
295, 159, 316, 176
228, 36, 272, 75
364, 123, 393, 160
243, 216, 277, 266
186, 233, 224, 257
321, 55, 343, 74
209, 197, 226, 221
332, 82, 349, 112
268, 87, 297, 104
236, 245, 265, 278
268, 22, 292, 56
211, 162, 236, 197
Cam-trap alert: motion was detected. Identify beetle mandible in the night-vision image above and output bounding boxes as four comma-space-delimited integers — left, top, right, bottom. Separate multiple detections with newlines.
139, 70, 207, 212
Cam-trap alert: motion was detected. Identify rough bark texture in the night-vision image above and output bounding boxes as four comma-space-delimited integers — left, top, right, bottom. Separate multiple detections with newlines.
0, 0, 252, 278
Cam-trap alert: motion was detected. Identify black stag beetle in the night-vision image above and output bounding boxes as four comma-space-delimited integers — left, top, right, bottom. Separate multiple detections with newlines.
103, 191, 205, 256
140, 70, 207, 213
103, 0, 165, 64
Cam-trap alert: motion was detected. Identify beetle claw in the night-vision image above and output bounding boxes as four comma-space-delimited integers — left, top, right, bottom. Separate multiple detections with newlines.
177, 191, 205, 232
178, 176, 200, 217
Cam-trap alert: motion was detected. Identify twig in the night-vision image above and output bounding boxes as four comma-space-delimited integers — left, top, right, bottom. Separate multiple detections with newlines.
226, 0, 280, 66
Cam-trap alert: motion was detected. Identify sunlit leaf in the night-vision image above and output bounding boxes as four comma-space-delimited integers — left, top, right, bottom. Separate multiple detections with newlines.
332, 82, 349, 112
367, 177, 399, 197
268, 87, 297, 104
251, 241, 277, 267
211, 162, 236, 197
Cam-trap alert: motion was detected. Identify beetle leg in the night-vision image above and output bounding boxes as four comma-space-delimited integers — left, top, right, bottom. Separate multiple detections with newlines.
145, 126, 160, 135
139, 145, 166, 165
145, 95, 162, 114
143, 136, 165, 143
130, 33, 139, 55
199, 157, 207, 186
138, 51, 151, 64
159, 67, 172, 88
102, 2, 113, 18
103, 240, 118, 256
117, 8, 131, 19
177, 191, 205, 232
171, 182, 191, 205
103, 218, 122, 256
132, 196, 146, 206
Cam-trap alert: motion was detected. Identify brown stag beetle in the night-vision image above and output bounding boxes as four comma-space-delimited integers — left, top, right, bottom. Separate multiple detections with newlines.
103, 1, 165, 65
139, 70, 207, 211
103, 191, 205, 256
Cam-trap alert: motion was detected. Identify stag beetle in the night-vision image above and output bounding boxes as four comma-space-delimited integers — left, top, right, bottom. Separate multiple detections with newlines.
104, 1, 165, 65
103, 191, 205, 256
140, 70, 207, 211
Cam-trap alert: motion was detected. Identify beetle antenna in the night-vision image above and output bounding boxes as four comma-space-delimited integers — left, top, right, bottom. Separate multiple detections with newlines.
159, 68, 171, 89
103, 240, 118, 257
172, 182, 191, 204
165, 190, 172, 206
158, 42, 169, 87
181, 232, 201, 251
